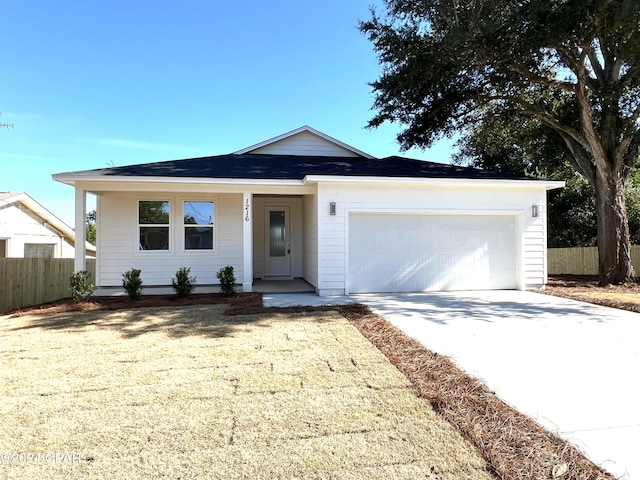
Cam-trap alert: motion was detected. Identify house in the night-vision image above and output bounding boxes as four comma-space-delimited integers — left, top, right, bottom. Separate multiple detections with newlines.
0, 192, 96, 259
52, 126, 563, 295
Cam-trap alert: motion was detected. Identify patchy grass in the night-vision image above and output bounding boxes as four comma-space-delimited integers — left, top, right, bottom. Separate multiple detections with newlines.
542, 275, 640, 312
0, 305, 494, 480
1, 288, 617, 480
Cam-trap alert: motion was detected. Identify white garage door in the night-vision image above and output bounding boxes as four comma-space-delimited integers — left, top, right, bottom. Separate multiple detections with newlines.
348, 213, 518, 293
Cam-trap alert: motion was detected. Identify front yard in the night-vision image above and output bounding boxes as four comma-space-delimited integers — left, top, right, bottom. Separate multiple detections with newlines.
0, 305, 493, 480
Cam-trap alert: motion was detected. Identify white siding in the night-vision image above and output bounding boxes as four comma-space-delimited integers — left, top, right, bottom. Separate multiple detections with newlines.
97, 192, 243, 287
249, 131, 360, 157
252, 196, 303, 279
316, 182, 549, 295
0, 203, 75, 258
302, 194, 318, 289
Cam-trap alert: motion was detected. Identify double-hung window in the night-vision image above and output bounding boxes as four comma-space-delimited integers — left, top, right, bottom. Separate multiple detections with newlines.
184, 201, 214, 250
139, 201, 170, 251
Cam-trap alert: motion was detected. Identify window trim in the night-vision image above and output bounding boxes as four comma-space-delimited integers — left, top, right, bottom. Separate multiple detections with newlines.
137, 199, 172, 253
181, 198, 217, 255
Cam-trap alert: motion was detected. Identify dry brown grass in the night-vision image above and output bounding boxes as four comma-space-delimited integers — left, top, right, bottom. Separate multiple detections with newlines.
0, 304, 494, 480
2, 285, 618, 480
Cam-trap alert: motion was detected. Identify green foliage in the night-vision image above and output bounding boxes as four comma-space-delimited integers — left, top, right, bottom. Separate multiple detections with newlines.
172, 267, 197, 298
139, 201, 170, 224
216, 266, 236, 297
361, 0, 640, 282
122, 268, 143, 300
86, 210, 96, 246
455, 110, 640, 247
70, 270, 95, 303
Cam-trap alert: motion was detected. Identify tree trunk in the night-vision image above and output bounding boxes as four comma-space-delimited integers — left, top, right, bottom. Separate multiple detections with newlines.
595, 167, 634, 285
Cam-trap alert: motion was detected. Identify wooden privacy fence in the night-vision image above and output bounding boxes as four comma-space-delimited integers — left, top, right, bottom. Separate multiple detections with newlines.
547, 246, 640, 275
0, 258, 96, 314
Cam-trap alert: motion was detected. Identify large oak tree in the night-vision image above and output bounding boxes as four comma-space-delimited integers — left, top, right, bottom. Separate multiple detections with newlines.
361, 0, 640, 285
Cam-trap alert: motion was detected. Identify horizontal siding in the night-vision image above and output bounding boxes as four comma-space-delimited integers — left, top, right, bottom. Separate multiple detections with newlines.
316, 183, 549, 294
97, 192, 243, 286
0, 204, 75, 258
251, 131, 360, 157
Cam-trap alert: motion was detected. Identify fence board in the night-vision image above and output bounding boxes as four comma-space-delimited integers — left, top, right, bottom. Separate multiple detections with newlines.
547, 246, 640, 275
0, 259, 96, 314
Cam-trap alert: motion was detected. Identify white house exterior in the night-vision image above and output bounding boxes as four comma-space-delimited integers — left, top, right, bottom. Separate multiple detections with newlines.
53, 126, 563, 295
0, 192, 96, 259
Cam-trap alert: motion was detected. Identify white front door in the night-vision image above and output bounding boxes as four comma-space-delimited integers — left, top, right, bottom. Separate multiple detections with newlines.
264, 206, 291, 278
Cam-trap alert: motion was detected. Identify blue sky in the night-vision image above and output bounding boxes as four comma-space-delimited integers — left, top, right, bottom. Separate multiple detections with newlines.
1, 0, 455, 226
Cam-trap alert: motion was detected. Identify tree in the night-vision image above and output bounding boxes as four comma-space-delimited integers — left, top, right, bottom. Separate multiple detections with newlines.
360, 0, 640, 285
86, 210, 96, 246
453, 112, 598, 247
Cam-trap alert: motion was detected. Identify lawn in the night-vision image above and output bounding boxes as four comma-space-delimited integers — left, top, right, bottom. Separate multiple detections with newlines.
0, 305, 493, 480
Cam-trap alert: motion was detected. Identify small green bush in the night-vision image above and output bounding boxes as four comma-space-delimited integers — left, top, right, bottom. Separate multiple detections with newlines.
70, 270, 95, 303
216, 265, 236, 296
122, 268, 143, 300
172, 266, 196, 298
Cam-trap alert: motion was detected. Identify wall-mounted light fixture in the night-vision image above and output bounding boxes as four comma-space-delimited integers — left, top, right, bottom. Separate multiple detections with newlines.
532, 205, 540, 217
329, 202, 336, 216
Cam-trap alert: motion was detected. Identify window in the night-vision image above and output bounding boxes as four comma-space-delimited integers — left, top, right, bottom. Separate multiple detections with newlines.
24, 244, 55, 258
184, 201, 214, 250
139, 201, 170, 251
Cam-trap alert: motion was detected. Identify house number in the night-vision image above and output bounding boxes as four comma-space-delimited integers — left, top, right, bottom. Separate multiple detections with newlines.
244, 199, 250, 222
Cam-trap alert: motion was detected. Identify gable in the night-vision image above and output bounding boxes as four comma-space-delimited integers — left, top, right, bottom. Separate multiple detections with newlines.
233, 125, 373, 158
247, 131, 362, 157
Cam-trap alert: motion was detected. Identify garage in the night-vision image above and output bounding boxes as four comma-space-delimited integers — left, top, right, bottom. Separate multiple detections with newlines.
348, 213, 518, 293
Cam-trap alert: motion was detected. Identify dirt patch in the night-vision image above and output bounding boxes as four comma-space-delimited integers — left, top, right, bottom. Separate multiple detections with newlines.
541, 275, 640, 312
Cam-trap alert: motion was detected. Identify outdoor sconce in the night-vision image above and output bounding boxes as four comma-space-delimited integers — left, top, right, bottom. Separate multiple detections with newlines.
329, 202, 336, 216
532, 205, 540, 217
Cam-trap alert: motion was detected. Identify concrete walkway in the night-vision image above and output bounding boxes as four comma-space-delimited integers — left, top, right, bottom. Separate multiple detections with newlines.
263, 290, 640, 480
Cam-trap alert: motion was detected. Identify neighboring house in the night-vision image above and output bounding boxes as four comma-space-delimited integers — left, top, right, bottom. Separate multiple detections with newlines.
53, 126, 563, 295
0, 192, 96, 258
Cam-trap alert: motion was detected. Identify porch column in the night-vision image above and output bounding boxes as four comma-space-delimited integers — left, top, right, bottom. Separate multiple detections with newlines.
242, 192, 253, 292
74, 187, 87, 272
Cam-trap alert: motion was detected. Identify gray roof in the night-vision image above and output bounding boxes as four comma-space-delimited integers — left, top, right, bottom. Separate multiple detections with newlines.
63, 154, 534, 181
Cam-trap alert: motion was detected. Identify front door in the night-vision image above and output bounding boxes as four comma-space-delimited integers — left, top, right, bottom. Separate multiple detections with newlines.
264, 206, 291, 277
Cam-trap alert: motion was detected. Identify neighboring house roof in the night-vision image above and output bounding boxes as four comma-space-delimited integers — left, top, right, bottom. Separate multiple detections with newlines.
0, 192, 96, 255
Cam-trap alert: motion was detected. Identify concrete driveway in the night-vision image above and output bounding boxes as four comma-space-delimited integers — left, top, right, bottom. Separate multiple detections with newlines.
264, 290, 640, 480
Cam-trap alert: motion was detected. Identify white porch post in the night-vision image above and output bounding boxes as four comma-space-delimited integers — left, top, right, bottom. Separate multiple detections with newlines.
74, 187, 87, 272
242, 192, 253, 292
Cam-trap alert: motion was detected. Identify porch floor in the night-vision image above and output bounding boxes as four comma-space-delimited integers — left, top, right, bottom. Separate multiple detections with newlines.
93, 279, 315, 297
252, 278, 315, 293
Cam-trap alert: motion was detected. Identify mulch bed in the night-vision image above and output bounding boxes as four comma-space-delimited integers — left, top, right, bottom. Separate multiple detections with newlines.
543, 274, 640, 313
6, 290, 615, 480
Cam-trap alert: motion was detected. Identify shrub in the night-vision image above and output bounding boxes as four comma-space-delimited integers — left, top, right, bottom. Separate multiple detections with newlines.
216, 265, 236, 296
70, 270, 95, 303
122, 268, 143, 300
172, 266, 197, 298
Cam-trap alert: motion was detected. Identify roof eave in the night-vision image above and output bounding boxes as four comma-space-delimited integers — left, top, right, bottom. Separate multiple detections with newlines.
53, 173, 307, 187
304, 175, 566, 189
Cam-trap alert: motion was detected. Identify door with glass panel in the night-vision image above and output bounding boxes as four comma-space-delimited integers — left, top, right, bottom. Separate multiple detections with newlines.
264, 206, 291, 277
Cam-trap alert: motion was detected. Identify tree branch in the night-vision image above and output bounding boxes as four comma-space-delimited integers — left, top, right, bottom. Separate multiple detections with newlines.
585, 43, 605, 85
508, 63, 575, 92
